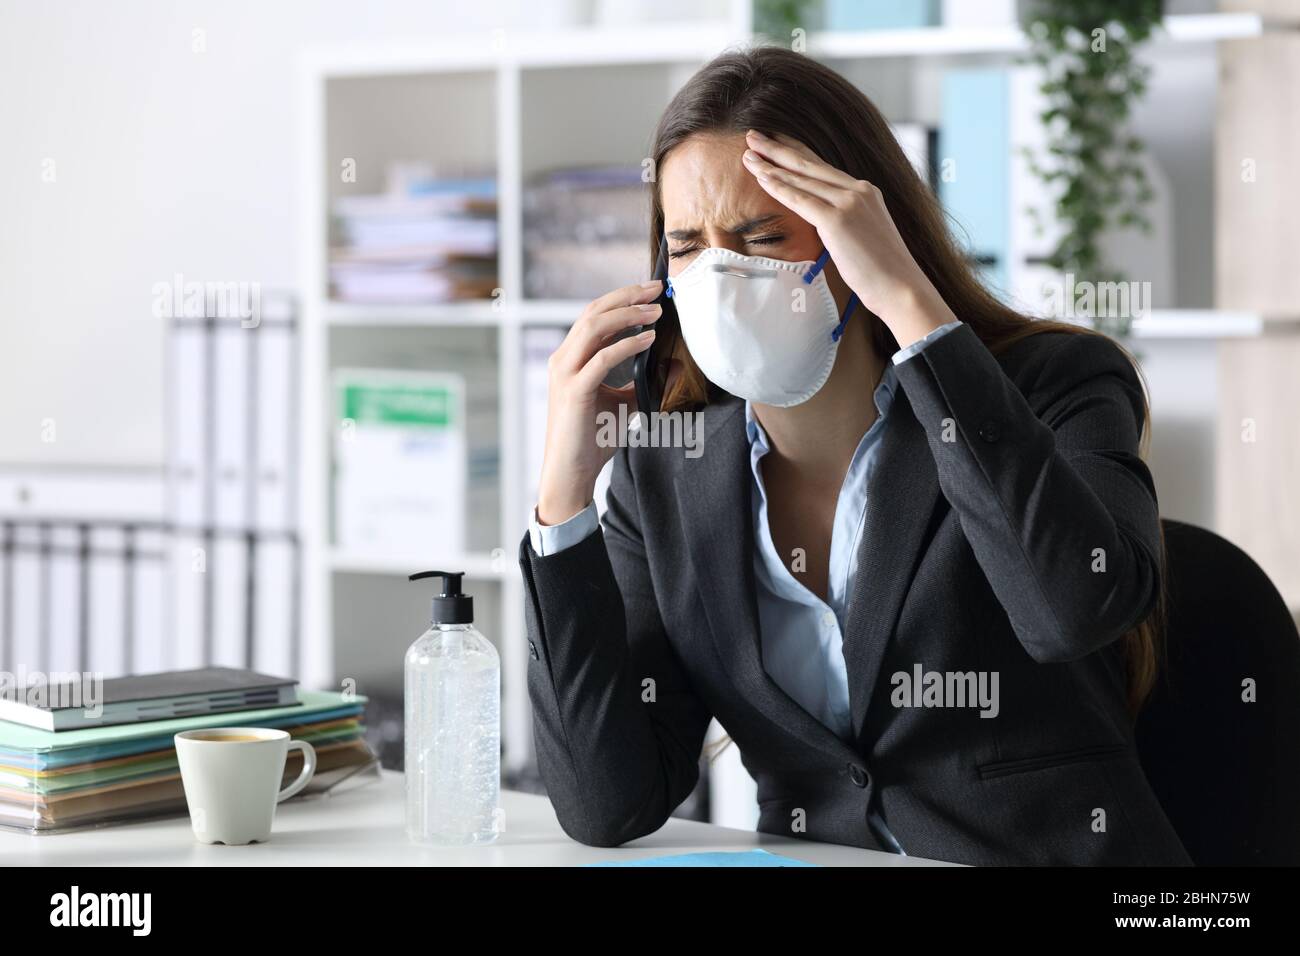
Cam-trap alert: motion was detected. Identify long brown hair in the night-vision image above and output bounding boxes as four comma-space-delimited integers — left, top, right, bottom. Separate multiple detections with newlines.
647, 46, 1164, 738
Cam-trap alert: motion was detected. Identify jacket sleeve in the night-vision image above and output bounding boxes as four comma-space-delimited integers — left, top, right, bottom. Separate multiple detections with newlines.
892, 322, 1161, 664
518, 446, 714, 846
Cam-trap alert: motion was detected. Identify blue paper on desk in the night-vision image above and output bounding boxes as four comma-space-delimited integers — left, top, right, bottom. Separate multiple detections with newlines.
586, 849, 818, 867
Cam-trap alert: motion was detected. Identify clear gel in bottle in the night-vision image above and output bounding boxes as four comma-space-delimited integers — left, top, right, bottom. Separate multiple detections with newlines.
404, 570, 501, 846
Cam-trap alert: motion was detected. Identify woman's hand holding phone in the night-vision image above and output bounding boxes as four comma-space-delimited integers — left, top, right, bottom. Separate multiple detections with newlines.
536, 279, 662, 527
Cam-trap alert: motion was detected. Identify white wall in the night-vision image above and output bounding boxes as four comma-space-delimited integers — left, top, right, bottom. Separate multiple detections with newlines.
0, 0, 579, 466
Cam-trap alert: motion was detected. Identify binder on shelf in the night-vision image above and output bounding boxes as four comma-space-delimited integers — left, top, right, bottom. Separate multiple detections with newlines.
521, 326, 567, 511
81, 524, 162, 677
45, 525, 80, 675
209, 535, 249, 670
85, 527, 128, 676
826, 0, 938, 30
127, 526, 168, 676
253, 320, 296, 535
940, 67, 1011, 295
166, 294, 302, 675
167, 533, 207, 673
8, 525, 47, 673
332, 368, 468, 556
212, 324, 250, 530
522, 325, 615, 520
251, 537, 296, 678
169, 325, 208, 528
941, 0, 1017, 28
1007, 66, 1065, 316
890, 122, 937, 190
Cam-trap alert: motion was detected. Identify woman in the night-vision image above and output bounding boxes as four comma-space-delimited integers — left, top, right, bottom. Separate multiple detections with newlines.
519, 46, 1190, 866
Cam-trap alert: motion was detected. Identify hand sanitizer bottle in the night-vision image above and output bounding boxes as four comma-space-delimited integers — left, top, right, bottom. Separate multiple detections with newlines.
404, 570, 500, 845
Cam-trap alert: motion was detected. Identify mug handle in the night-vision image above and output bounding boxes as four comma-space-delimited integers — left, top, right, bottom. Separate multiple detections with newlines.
277, 739, 317, 803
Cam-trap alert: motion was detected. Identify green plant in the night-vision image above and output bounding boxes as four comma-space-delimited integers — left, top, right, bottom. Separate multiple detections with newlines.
1019, 0, 1164, 338
753, 0, 821, 44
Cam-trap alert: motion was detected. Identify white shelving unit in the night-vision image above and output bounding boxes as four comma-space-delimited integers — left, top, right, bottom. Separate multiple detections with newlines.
808, 11, 1264, 58
296, 3, 1276, 786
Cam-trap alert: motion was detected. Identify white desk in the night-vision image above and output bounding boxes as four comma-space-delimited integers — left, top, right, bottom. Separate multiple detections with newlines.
0, 770, 955, 866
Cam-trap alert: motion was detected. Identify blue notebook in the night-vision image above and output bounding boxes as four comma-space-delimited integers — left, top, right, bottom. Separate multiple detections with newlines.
0, 691, 365, 768
586, 849, 818, 867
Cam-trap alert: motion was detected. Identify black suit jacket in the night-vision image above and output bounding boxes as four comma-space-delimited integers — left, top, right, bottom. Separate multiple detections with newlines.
518, 321, 1192, 866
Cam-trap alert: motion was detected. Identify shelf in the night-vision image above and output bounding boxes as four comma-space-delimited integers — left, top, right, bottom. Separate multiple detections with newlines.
325, 299, 595, 327
304, 13, 1269, 78
511, 25, 740, 68
1050, 310, 1268, 340
1131, 310, 1264, 339
810, 13, 1265, 60
304, 23, 738, 78
1048, 310, 1266, 339
519, 300, 590, 323
325, 301, 505, 327
330, 549, 510, 579
325, 300, 1269, 339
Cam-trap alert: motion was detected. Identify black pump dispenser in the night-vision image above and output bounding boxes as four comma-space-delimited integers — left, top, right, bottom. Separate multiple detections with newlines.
408, 570, 474, 625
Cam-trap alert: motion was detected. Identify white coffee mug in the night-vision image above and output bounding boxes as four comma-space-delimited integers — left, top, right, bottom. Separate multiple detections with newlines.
174, 727, 316, 845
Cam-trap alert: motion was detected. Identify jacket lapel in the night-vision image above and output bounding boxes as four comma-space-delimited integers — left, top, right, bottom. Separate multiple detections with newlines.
675, 398, 859, 764
840, 385, 942, 746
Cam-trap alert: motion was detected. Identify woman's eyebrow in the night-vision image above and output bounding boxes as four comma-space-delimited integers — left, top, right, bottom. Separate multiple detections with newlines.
666, 214, 786, 242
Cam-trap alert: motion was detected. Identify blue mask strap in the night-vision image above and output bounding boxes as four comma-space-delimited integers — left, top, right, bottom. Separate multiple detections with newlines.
803, 249, 832, 284
804, 249, 857, 343
831, 294, 858, 343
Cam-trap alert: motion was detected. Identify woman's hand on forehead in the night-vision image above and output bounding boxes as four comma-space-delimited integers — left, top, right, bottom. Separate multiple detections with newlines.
741, 129, 958, 350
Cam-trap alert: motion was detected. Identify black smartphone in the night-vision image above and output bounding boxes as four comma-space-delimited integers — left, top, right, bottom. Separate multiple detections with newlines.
600, 234, 679, 416
633, 235, 679, 415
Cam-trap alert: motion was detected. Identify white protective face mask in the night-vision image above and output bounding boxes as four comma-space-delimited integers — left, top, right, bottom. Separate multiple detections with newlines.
668, 246, 858, 407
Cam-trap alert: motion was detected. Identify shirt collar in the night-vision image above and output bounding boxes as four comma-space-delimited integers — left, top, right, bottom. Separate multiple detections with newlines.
745, 360, 899, 451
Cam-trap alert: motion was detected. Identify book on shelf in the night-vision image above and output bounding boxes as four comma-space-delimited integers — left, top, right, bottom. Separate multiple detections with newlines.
331, 164, 499, 305
523, 164, 648, 300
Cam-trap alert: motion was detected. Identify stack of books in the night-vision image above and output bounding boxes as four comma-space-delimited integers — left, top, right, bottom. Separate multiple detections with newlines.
0, 668, 378, 833
523, 165, 648, 300
330, 171, 499, 304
